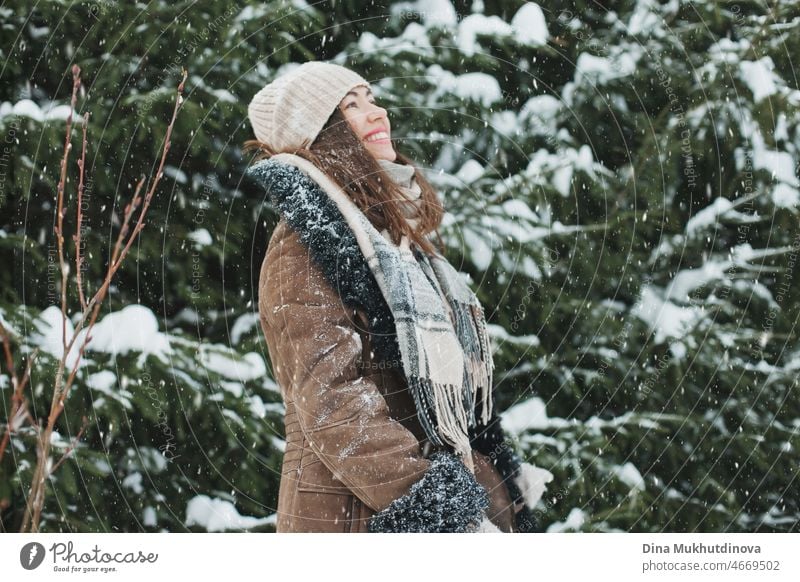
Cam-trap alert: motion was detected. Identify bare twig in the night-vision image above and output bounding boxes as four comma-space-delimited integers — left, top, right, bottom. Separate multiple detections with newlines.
49, 416, 89, 474
17, 65, 187, 533
19, 64, 84, 534
54, 65, 81, 360
58, 68, 187, 414
74, 111, 91, 312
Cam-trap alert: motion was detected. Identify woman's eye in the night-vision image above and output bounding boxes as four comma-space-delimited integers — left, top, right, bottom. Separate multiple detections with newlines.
344, 99, 376, 110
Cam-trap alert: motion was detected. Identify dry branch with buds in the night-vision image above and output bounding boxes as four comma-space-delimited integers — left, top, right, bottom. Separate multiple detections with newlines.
0, 63, 187, 533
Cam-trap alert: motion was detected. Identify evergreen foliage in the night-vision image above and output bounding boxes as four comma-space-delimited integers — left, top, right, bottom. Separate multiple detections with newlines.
1, 0, 798, 532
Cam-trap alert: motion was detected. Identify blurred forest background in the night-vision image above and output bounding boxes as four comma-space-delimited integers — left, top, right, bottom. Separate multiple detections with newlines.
1, 0, 798, 532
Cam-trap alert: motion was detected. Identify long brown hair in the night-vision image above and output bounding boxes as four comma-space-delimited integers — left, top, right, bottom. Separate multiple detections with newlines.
243, 107, 445, 256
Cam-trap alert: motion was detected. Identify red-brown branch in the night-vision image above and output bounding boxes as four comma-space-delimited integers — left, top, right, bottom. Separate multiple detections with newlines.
49, 416, 89, 474
19, 65, 187, 533
74, 111, 90, 312
56, 67, 187, 416
54, 65, 82, 359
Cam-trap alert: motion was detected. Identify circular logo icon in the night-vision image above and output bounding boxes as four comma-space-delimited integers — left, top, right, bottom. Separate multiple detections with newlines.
20, 542, 46, 570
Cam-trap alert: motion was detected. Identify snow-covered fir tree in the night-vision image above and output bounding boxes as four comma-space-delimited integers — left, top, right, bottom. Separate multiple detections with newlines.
1, 0, 798, 532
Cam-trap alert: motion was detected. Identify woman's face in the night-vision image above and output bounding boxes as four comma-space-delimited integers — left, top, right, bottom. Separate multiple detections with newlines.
338, 85, 396, 161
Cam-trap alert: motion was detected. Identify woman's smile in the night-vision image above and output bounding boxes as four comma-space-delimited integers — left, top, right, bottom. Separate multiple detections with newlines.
363, 129, 391, 144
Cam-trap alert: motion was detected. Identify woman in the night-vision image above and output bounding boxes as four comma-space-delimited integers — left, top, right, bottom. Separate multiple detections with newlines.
243, 61, 552, 533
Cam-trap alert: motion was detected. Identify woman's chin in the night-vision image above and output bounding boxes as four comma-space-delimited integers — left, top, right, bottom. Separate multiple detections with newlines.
367, 144, 397, 161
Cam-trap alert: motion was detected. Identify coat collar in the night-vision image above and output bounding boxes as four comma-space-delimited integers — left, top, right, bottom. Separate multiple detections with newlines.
246, 158, 402, 365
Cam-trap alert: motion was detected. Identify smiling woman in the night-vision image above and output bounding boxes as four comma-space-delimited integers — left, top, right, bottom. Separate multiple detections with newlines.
337, 86, 396, 162
241, 61, 553, 533
243, 63, 444, 256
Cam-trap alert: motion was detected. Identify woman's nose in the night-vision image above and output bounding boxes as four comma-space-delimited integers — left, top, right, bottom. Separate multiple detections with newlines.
367, 104, 387, 121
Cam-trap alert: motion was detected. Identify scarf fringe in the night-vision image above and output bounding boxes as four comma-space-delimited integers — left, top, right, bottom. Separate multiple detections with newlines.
409, 376, 476, 474
450, 299, 494, 427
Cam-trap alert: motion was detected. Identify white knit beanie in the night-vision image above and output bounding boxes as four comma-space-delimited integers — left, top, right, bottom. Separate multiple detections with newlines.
248, 61, 370, 153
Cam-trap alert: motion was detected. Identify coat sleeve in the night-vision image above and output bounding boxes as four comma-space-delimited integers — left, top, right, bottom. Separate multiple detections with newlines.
259, 221, 488, 532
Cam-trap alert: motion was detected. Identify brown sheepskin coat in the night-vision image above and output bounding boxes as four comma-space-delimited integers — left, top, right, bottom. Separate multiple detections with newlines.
259, 218, 519, 532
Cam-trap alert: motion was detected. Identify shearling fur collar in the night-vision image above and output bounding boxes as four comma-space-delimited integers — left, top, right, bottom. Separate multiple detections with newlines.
246, 157, 403, 366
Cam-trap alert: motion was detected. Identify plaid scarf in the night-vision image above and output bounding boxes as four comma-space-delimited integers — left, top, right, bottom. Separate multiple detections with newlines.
270, 153, 495, 474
